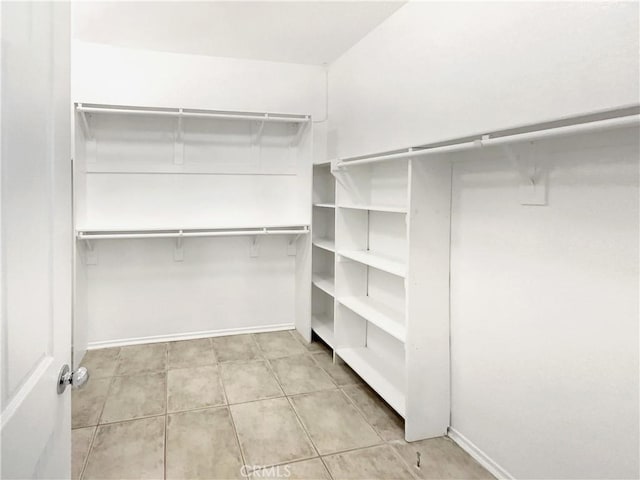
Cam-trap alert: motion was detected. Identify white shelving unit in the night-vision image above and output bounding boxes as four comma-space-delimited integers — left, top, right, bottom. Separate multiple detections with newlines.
308, 154, 452, 442
73, 103, 313, 354
311, 163, 337, 347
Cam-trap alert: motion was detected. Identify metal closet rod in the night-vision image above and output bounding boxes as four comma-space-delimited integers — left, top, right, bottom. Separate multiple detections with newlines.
334, 113, 640, 168
76, 226, 309, 240
75, 104, 310, 124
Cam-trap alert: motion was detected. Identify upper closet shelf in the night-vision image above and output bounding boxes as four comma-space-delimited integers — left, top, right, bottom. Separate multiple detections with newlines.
76, 103, 310, 123
76, 225, 309, 240
75, 103, 311, 148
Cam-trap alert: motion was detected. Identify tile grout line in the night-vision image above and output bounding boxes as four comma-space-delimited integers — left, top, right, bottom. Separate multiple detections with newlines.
338, 384, 398, 445
164, 344, 168, 480
77, 425, 98, 480
259, 342, 326, 463
217, 342, 250, 474
77, 347, 122, 479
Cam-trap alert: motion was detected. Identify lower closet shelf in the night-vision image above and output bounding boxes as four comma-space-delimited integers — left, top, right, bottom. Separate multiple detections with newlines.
312, 273, 335, 297
311, 314, 334, 347
338, 296, 405, 342
338, 250, 406, 278
335, 346, 406, 417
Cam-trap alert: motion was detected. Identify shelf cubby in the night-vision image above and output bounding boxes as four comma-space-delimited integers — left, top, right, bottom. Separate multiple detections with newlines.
336, 160, 408, 212
312, 163, 336, 206
335, 305, 406, 416
312, 287, 335, 347
336, 207, 406, 277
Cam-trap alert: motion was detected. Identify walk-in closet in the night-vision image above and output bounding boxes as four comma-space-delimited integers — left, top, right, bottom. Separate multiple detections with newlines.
1, 2, 638, 480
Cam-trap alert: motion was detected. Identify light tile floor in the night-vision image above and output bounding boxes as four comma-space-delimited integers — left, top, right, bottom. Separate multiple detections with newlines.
73, 331, 493, 480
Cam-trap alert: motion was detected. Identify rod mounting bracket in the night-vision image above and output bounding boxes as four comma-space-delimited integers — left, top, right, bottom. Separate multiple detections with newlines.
502, 144, 547, 206
174, 230, 184, 261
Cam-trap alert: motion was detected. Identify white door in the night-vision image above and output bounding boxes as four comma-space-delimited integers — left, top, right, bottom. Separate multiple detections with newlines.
1, 2, 72, 478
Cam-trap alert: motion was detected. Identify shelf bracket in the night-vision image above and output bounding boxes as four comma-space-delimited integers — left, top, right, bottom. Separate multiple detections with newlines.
174, 230, 184, 261
287, 232, 303, 256
174, 109, 184, 165
250, 233, 262, 258
78, 104, 96, 163
290, 118, 309, 147
82, 237, 98, 265
502, 143, 547, 206
254, 114, 267, 144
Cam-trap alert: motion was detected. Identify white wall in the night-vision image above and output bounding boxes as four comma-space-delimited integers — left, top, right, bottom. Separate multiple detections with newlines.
72, 42, 326, 348
327, 2, 639, 478
449, 129, 638, 479
328, 1, 639, 159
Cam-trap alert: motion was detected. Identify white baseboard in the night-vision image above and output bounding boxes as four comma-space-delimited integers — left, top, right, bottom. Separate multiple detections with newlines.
448, 427, 514, 480
87, 323, 295, 349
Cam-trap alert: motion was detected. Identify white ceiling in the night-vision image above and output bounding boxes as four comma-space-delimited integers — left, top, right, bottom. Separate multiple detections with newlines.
72, 1, 406, 65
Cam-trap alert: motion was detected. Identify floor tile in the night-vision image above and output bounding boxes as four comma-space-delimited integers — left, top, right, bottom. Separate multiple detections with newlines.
166, 407, 244, 479
269, 354, 335, 395
83, 416, 165, 480
253, 331, 307, 359
342, 384, 404, 441
290, 330, 328, 353
100, 373, 166, 423
72, 427, 95, 480
80, 348, 120, 379
116, 343, 167, 375
290, 389, 381, 455
212, 334, 262, 363
220, 360, 283, 404
230, 397, 316, 467
251, 458, 331, 479
167, 365, 226, 413
323, 444, 414, 480
393, 437, 494, 479
313, 351, 362, 386
167, 338, 216, 369
72, 378, 111, 428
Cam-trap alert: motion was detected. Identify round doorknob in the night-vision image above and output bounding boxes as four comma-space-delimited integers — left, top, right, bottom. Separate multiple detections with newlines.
71, 367, 90, 389
57, 365, 90, 394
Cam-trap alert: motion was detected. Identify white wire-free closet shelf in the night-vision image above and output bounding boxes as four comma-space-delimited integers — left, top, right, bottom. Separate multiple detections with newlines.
311, 314, 334, 347
313, 203, 336, 209
336, 346, 405, 417
339, 250, 406, 278
312, 273, 335, 297
76, 225, 309, 240
339, 204, 407, 214
313, 238, 335, 252
76, 103, 311, 124
338, 296, 405, 342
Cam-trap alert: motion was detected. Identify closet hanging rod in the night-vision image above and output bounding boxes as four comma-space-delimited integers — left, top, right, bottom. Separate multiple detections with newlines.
334, 113, 640, 168
76, 226, 309, 240
75, 105, 310, 124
